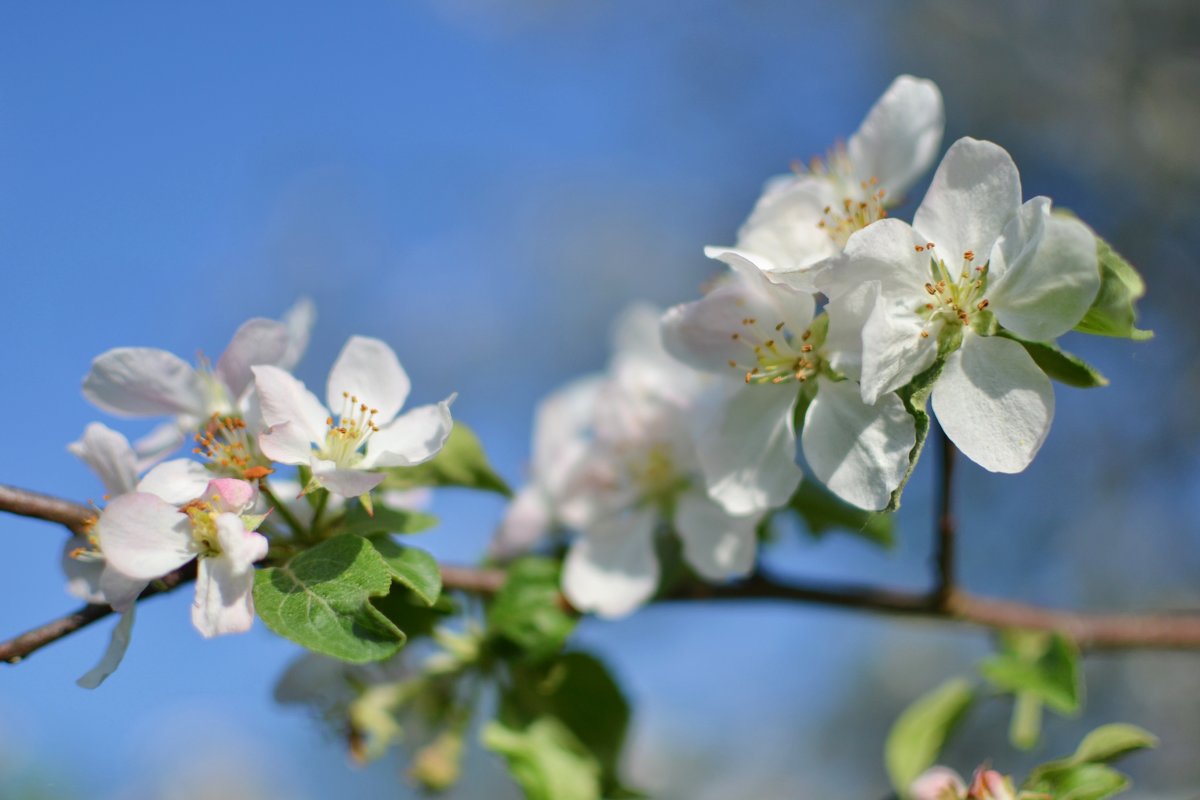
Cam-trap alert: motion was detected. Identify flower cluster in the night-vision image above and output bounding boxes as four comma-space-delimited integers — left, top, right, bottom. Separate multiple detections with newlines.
65, 301, 454, 685
499, 74, 1116, 615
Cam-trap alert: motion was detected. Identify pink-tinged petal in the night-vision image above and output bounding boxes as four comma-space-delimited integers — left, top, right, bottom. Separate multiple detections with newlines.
735, 174, 839, 284
490, 487, 553, 560
326, 336, 411, 425
132, 422, 186, 470
364, 397, 455, 469
97, 493, 196, 580
69, 422, 138, 496
802, 377, 916, 510
986, 198, 1100, 341
62, 536, 106, 604
674, 490, 758, 580
205, 479, 258, 514
216, 318, 291, 399
910, 767, 966, 800
311, 458, 386, 498
562, 508, 659, 619
259, 421, 318, 465
83, 347, 205, 418
280, 297, 317, 371
913, 137, 1022, 260
252, 365, 329, 444
932, 334, 1054, 474
691, 382, 803, 516
76, 607, 137, 689
98, 566, 148, 613
136, 459, 210, 505
848, 75, 944, 199
192, 534, 260, 638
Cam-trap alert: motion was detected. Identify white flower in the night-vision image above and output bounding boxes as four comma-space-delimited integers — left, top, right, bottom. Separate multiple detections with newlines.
81, 299, 316, 462
663, 250, 915, 511
97, 477, 268, 638
254, 336, 454, 500
820, 137, 1100, 473
729, 75, 944, 290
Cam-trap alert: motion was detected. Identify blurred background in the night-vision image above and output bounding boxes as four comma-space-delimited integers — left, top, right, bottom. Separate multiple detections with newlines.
2, 1, 1198, 797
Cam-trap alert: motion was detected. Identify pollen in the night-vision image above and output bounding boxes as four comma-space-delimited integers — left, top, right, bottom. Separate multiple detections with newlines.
195, 414, 271, 479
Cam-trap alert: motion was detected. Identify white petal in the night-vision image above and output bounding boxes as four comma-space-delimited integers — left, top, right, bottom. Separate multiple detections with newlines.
76, 608, 137, 689
913, 137, 1023, 261
99, 567, 148, 613
364, 397, 454, 468
691, 382, 803, 516
311, 458, 386, 498
214, 511, 269, 570
132, 422, 186, 470
859, 285, 939, 404
279, 297, 317, 371
259, 421, 318, 465
252, 365, 328, 443
705, 248, 815, 333
69, 422, 138, 496
62, 536, 106, 604
192, 548, 258, 638
801, 377, 916, 510
822, 280, 877, 381
674, 490, 758, 580
734, 175, 839, 286
986, 198, 1100, 341
136, 459, 210, 505
848, 75, 944, 199
96, 493, 195, 580
530, 375, 602, 477
562, 509, 659, 619
216, 318, 291, 400
326, 336, 411, 425
662, 281, 766, 373
490, 486, 554, 560
818, 217, 929, 299
931, 334, 1054, 473
83, 348, 205, 418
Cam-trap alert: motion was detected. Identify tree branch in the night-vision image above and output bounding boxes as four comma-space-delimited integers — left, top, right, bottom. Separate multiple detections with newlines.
0, 484, 95, 535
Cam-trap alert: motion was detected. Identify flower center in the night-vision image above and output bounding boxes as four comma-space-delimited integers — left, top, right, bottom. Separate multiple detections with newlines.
915, 246, 990, 337
196, 357, 235, 416
798, 147, 888, 247
321, 392, 380, 467
194, 415, 273, 480
728, 317, 817, 386
182, 497, 223, 557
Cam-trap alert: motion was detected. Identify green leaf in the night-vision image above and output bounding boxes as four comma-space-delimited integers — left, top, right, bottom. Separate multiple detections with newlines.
253, 534, 406, 662
382, 423, 511, 496
487, 557, 576, 662
790, 479, 893, 547
884, 678, 974, 793
1071, 724, 1158, 763
366, 536, 442, 605
483, 717, 601, 800
1026, 763, 1129, 800
997, 332, 1108, 388
980, 631, 1081, 716
887, 357, 945, 512
1073, 230, 1153, 341
340, 504, 438, 537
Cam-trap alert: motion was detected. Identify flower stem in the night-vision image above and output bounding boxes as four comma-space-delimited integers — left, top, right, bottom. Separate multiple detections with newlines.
260, 481, 307, 541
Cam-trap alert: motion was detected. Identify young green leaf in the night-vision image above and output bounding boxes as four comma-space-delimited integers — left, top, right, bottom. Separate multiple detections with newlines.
789, 479, 894, 547
366, 536, 442, 606
383, 423, 512, 496
254, 534, 406, 662
996, 332, 1108, 388
487, 557, 576, 662
1070, 724, 1158, 763
1073, 230, 1153, 341
340, 504, 438, 537
482, 717, 601, 800
884, 677, 974, 793
980, 631, 1082, 716
1023, 722, 1156, 799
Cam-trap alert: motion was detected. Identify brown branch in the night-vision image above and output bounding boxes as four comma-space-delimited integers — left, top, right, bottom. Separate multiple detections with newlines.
0, 484, 95, 535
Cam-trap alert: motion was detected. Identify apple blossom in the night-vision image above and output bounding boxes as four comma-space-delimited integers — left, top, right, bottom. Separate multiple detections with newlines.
727, 75, 943, 291
97, 478, 269, 637
253, 335, 454, 503
663, 250, 916, 512
81, 299, 316, 463
819, 137, 1100, 473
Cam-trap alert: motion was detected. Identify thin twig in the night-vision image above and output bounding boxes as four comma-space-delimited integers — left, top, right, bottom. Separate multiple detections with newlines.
934, 427, 957, 606
0, 484, 95, 535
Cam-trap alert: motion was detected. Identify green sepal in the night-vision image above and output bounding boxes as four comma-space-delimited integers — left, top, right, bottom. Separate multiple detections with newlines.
887, 357, 946, 512
1072, 226, 1153, 341
340, 504, 438, 538
884, 677, 974, 793
383, 423, 511, 497
253, 534, 406, 663
996, 331, 1108, 388
789, 479, 893, 548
